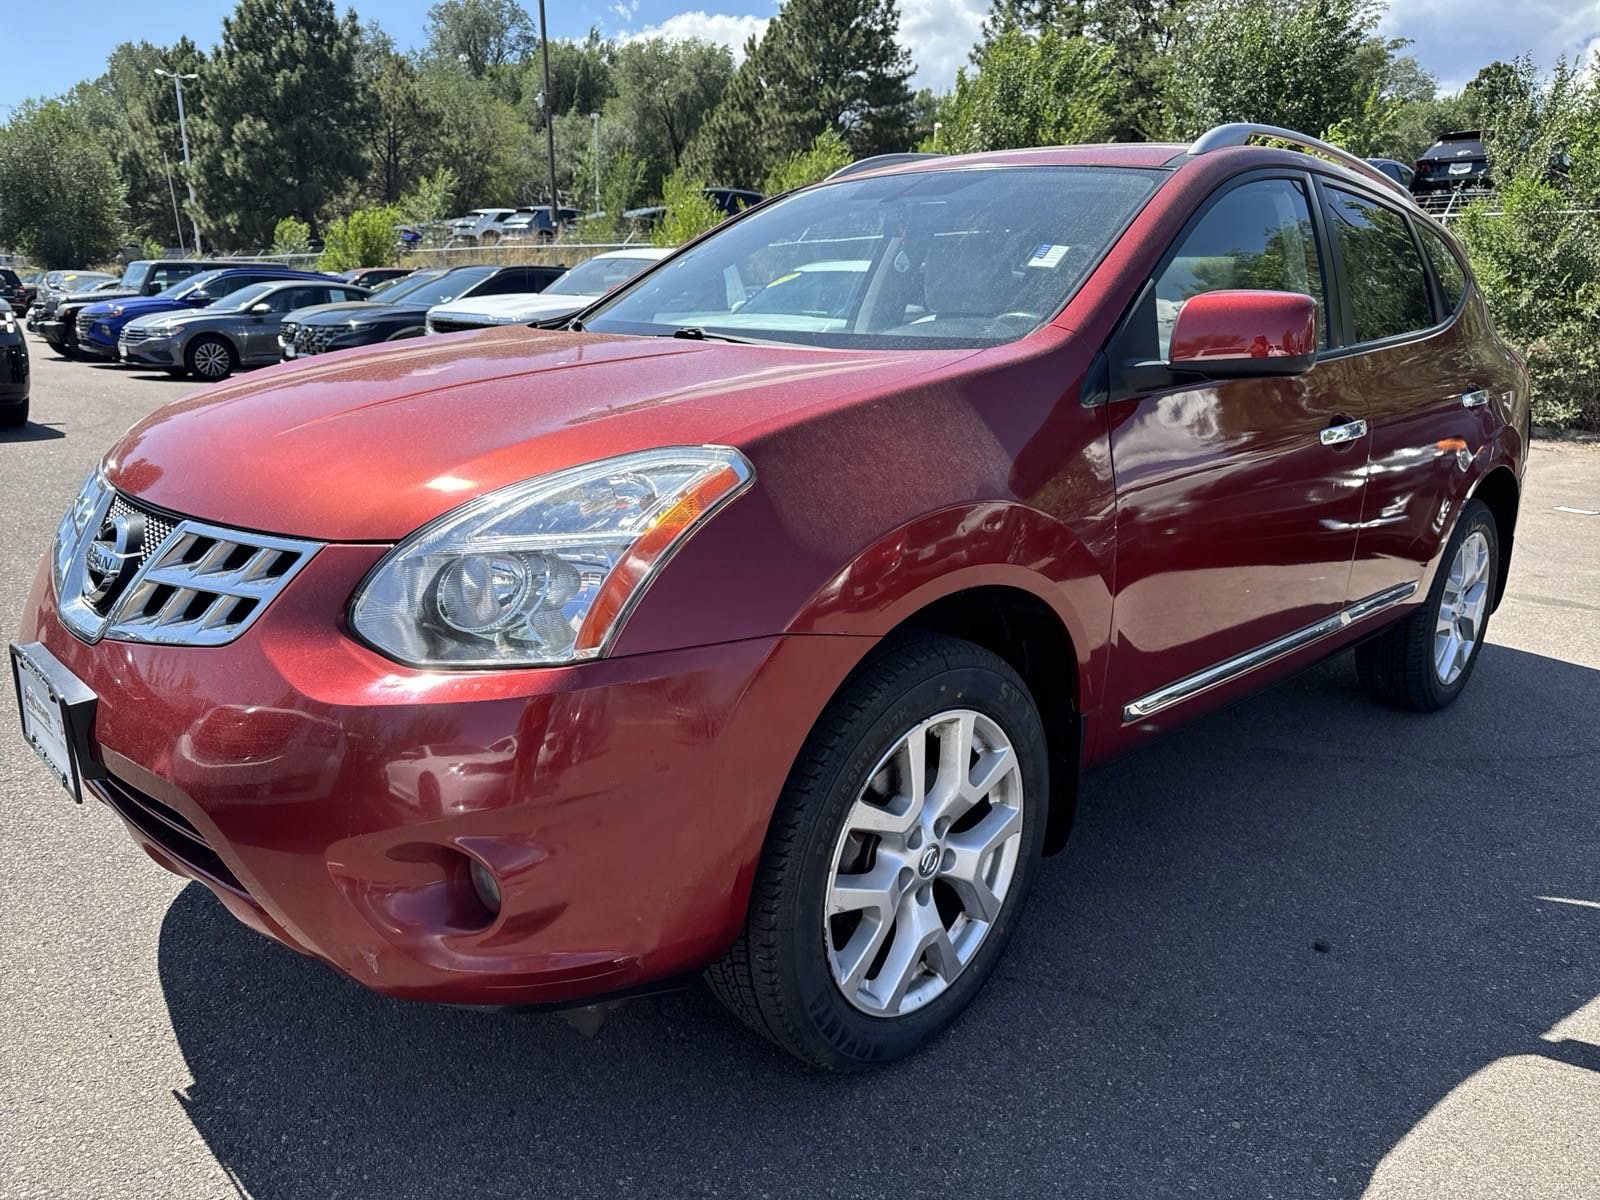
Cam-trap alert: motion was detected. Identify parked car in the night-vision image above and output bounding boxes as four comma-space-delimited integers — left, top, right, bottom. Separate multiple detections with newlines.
0, 299, 28, 427
16, 270, 45, 315
424, 248, 671, 333
341, 267, 412, 290
1366, 157, 1415, 188
502, 205, 585, 242
119, 278, 372, 380
1412, 131, 1489, 198
29, 271, 116, 329
74, 266, 344, 360
0, 269, 31, 313
37, 260, 211, 357
623, 187, 765, 232
447, 208, 518, 245
279, 264, 565, 358
11, 125, 1528, 1070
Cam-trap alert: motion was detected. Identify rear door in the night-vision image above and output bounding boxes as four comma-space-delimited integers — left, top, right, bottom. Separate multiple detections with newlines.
1317, 184, 1498, 604
1104, 172, 1368, 732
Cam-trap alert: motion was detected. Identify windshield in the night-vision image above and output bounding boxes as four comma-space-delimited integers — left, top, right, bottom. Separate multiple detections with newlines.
397, 266, 496, 307
548, 255, 659, 297
165, 270, 225, 299
120, 262, 152, 292
213, 282, 279, 311
584, 166, 1159, 348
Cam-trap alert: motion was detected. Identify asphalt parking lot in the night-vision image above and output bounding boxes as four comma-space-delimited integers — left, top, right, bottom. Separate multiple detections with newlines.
3, 333, 1599, 1199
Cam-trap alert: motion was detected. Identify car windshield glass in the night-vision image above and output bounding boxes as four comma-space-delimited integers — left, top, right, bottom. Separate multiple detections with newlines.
584, 166, 1161, 349
213, 282, 279, 311
165, 270, 225, 299
547, 256, 658, 296
120, 263, 152, 292
398, 267, 497, 307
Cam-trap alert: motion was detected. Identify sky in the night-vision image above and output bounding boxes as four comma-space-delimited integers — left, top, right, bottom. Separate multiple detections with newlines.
1, 0, 1597, 116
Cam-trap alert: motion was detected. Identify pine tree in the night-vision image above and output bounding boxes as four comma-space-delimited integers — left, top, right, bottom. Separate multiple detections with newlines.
192, 0, 371, 248
690, 0, 916, 189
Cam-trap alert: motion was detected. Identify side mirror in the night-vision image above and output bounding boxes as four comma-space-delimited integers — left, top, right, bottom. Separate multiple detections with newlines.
144, 282, 164, 295
249, 302, 272, 314
1168, 289, 1317, 378
184, 292, 212, 307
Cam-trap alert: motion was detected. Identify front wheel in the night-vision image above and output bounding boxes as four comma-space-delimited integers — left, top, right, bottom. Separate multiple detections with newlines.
707, 633, 1049, 1069
1356, 498, 1500, 711
185, 335, 236, 381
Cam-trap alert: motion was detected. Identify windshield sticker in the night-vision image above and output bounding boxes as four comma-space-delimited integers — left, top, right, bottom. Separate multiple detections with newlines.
1027, 244, 1069, 269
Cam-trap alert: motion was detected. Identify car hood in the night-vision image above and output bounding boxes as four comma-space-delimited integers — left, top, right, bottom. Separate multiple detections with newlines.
295, 300, 422, 324
431, 293, 594, 324
64, 287, 136, 305
104, 328, 975, 541
85, 296, 190, 321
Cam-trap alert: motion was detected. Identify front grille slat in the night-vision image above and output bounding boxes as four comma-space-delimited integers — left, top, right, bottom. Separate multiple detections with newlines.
59, 491, 321, 648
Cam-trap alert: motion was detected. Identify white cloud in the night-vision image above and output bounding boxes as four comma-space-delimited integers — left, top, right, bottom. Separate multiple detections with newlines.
624, 11, 771, 59
898, 0, 986, 91
1380, 0, 1600, 92
618, 0, 983, 89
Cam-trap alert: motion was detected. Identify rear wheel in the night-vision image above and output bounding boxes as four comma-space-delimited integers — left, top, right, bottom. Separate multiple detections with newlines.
1356, 498, 1499, 711
0, 399, 26, 428
707, 633, 1049, 1070
185, 335, 236, 381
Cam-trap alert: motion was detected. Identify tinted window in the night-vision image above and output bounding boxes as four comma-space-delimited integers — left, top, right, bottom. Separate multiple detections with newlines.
1326, 189, 1433, 343
1418, 225, 1467, 314
1154, 178, 1327, 356
586, 166, 1160, 349
474, 270, 534, 296
397, 267, 495, 307
549, 255, 660, 296
149, 264, 203, 291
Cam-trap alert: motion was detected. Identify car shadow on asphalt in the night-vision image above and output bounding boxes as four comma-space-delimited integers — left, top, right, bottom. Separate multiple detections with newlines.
154, 643, 1600, 1199
0, 421, 65, 442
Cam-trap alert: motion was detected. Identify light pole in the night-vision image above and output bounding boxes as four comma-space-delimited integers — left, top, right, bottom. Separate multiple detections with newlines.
154, 69, 202, 255
537, 0, 559, 229
590, 111, 601, 214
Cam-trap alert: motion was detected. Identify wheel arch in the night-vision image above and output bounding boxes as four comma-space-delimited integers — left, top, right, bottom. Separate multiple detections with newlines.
1470, 465, 1519, 611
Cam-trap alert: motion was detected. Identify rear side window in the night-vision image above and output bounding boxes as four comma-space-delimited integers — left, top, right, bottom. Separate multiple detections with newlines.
1325, 189, 1433, 343
1154, 178, 1327, 357
1418, 225, 1467, 315
476, 271, 533, 296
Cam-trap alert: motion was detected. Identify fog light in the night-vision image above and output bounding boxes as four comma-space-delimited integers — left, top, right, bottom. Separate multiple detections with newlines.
469, 858, 502, 914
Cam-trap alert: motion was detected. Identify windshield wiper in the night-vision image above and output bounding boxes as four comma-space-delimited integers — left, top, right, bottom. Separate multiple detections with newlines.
670, 326, 761, 344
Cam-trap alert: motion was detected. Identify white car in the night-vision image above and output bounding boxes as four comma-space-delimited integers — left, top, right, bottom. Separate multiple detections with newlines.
424, 248, 672, 334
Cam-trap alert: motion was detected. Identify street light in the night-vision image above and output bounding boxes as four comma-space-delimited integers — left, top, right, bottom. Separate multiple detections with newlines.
590, 112, 601, 214
153, 69, 201, 255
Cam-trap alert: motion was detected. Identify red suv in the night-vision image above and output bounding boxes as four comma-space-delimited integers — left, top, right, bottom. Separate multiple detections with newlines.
11, 125, 1528, 1069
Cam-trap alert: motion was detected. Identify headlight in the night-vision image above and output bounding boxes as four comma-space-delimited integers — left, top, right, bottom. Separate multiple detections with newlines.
53, 470, 111, 595
1, 310, 14, 334
349, 446, 753, 667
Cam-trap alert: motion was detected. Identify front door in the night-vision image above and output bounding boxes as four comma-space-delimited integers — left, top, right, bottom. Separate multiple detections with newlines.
1104, 175, 1367, 738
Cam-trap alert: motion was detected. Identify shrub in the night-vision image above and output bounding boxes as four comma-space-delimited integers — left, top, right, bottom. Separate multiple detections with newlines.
652, 172, 723, 247
270, 216, 312, 256
318, 205, 400, 271
764, 129, 853, 196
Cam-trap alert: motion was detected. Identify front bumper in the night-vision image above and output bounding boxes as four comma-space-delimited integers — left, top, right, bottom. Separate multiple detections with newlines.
75, 326, 118, 359
17, 548, 865, 1006
120, 334, 178, 365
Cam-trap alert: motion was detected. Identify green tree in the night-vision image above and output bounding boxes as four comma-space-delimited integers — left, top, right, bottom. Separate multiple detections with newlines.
417, 63, 528, 209
366, 50, 433, 204
653, 171, 724, 246
319, 205, 400, 270
1166, 0, 1376, 140
691, 0, 917, 188
398, 167, 461, 225
610, 38, 735, 197
937, 29, 1120, 152
543, 29, 616, 117
425, 0, 535, 76
0, 101, 126, 267
192, 0, 371, 247
765, 129, 854, 194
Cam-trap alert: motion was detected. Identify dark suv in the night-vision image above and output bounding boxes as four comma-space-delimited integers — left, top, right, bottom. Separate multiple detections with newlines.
37, 260, 211, 358
279, 264, 565, 359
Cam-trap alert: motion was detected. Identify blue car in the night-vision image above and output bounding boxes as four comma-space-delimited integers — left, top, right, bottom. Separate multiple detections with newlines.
74, 266, 344, 360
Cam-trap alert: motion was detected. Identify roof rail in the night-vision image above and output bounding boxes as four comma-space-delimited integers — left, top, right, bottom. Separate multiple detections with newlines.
1189, 123, 1416, 205
826, 152, 942, 182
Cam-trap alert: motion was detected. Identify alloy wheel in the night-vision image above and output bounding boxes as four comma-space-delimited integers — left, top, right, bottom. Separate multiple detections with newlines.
824, 709, 1025, 1018
193, 341, 231, 379
1435, 529, 1491, 685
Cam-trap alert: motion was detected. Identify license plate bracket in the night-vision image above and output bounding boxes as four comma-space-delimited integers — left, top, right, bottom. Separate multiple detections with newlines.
9, 641, 104, 803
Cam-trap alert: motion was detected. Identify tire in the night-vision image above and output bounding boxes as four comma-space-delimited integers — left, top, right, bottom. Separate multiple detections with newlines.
161, 368, 187, 379
1356, 498, 1499, 711
707, 632, 1049, 1070
185, 335, 236, 381
0, 399, 26, 428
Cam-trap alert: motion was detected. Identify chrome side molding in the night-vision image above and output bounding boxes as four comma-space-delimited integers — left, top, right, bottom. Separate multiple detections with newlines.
1123, 581, 1418, 721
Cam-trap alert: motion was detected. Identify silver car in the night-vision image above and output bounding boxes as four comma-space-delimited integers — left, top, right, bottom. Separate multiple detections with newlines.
118, 279, 370, 380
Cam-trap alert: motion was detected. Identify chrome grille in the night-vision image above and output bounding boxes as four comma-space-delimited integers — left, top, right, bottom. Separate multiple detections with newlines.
76, 314, 95, 340
278, 319, 298, 352
120, 327, 151, 345
57, 487, 321, 648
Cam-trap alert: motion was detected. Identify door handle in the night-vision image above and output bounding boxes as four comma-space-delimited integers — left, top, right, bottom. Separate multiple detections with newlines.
1459, 388, 1490, 408
1320, 419, 1368, 446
